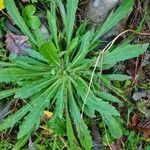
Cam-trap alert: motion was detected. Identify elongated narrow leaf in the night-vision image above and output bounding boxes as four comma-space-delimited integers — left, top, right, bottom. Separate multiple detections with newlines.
102, 114, 122, 139
0, 62, 15, 67
66, 108, 81, 150
15, 77, 56, 99
66, 36, 79, 55
102, 74, 131, 81
68, 82, 92, 150
92, 0, 134, 44
39, 41, 60, 66
101, 76, 128, 101
66, 0, 79, 45
12, 60, 48, 71
18, 79, 61, 138
72, 31, 91, 66
55, 81, 66, 118
0, 89, 17, 100
13, 133, 31, 150
99, 92, 121, 103
10, 56, 48, 67
24, 48, 48, 63
103, 43, 149, 66
56, 0, 66, 27
4, 0, 37, 45
74, 76, 120, 116
0, 68, 50, 82
76, 21, 88, 36
0, 105, 30, 131
87, 97, 120, 116
47, 10, 59, 48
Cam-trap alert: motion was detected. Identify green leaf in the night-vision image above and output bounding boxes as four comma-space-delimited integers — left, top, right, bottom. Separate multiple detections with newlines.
66, 0, 79, 45
66, 36, 79, 55
76, 21, 87, 36
55, 80, 66, 118
22, 5, 41, 30
0, 104, 30, 131
24, 48, 48, 63
13, 133, 31, 150
0, 89, 17, 100
102, 74, 131, 81
0, 62, 15, 67
11, 55, 48, 66
68, 81, 92, 150
0, 68, 50, 82
103, 43, 149, 65
15, 77, 57, 99
4, 0, 37, 45
87, 99, 120, 117
22, 4, 45, 45
74, 76, 120, 116
66, 107, 81, 150
92, 0, 134, 44
72, 31, 91, 66
12, 59, 48, 71
47, 9, 59, 48
56, 0, 66, 28
17, 79, 61, 139
102, 114, 122, 139
31, 0, 37, 3
98, 92, 121, 103
39, 41, 60, 66
101, 76, 127, 101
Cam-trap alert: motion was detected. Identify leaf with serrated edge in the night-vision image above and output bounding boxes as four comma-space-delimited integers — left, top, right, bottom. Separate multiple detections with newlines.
102, 114, 122, 139
68, 81, 92, 150
39, 41, 60, 66
15, 77, 57, 99
0, 68, 50, 82
17, 79, 61, 138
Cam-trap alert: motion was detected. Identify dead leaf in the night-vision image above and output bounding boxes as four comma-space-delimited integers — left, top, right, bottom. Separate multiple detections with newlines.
43, 111, 53, 119
110, 137, 126, 150
110, 143, 120, 150
138, 117, 150, 141
5, 32, 31, 56
132, 113, 140, 127
132, 90, 150, 101
128, 113, 140, 132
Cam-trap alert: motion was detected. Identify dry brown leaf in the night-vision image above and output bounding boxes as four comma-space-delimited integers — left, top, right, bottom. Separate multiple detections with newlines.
110, 137, 126, 150
128, 113, 140, 131
110, 143, 120, 150
5, 32, 31, 56
138, 117, 150, 141
132, 113, 140, 127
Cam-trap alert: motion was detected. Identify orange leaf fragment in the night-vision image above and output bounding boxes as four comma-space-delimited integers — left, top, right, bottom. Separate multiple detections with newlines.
44, 111, 53, 119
